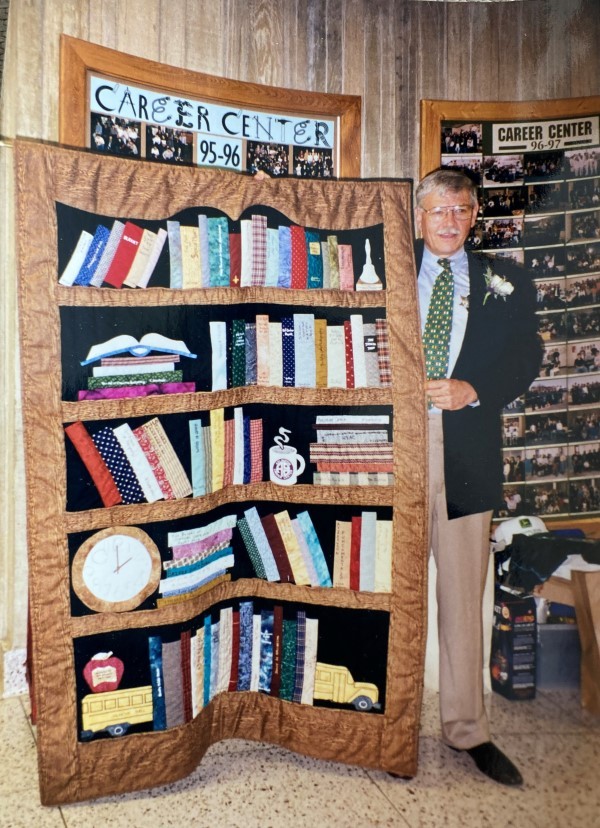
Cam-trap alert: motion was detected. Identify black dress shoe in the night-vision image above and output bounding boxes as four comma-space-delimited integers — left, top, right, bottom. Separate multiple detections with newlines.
450, 741, 523, 786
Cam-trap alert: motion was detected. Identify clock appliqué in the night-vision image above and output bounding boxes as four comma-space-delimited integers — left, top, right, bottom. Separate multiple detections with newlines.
72, 526, 162, 613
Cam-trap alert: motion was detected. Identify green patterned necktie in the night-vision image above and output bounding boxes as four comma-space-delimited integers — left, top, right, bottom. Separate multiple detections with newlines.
423, 258, 454, 380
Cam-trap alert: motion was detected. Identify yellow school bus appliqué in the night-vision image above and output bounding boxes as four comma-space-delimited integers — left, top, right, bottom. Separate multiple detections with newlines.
80, 685, 153, 739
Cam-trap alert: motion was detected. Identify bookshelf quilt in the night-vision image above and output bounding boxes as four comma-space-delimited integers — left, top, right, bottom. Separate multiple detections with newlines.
16, 140, 427, 805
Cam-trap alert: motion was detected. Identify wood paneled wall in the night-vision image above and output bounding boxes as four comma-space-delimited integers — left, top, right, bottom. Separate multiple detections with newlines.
1, 0, 599, 684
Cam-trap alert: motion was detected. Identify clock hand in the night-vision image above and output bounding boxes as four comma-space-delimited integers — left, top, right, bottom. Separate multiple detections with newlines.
113, 557, 133, 573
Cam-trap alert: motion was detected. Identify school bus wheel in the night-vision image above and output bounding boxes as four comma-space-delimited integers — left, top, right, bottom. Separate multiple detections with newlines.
107, 723, 129, 737
352, 695, 373, 711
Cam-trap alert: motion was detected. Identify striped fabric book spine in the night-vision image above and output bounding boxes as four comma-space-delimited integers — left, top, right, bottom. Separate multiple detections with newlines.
268, 321, 283, 386
236, 601, 254, 692
180, 629, 193, 723
122, 228, 158, 288
359, 510, 377, 592
140, 417, 192, 499
136, 227, 167, 288
250, 214, 267, 286
293, 313, 316, 388
305, 230, 323, 288
376, 318, 391, 387
223, 417, 235, 488
333, 520, 352, 588
148, 636, 167, 730
290, 225, 308, 289
274, 510, 311, 586
180, 225, 201, 289
292, 610, 307, 703
209, 408, 225, 492
207, 217, 230, 287
104, 221, 144, 288
89, 220, 125, 287
350, 516, 362, 590
198, 214, 210, 288
350, 314, 367, 388
243, 506, 279, 581
249, 418, 263, 483
343, 320, 355, 389
261, 512, 294, 583
192, 627, 205, 716
327, 235, 340, 289
255, 314, 270, 386
280, 618, 297, 701
167, 220, 183, 288
296, 510, 332, 588
281, 316, 295, 387
231, 319, 247, 387
133, 422, 175, 500
59, 231, 93, 286
245, 322, 257, 386
239, 218, 253, 287
237, 516, 268, 579
338, 243, 355, 291
374, 519, 393, 593
228, 608, 240, 692
300, 617, 319, 705
229, 232, 241, 287
64, 420, 122, 507
270, 604, 284, 697
73, 224, 110, 286
314, 318, 328, 387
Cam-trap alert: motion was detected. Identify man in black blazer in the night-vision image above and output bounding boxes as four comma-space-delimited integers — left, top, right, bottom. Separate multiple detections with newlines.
414, 169, 541, 786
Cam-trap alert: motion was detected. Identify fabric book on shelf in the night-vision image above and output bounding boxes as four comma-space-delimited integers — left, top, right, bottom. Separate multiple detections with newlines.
207, 216, 230, 287
122, 228, 159, 288
293, 313, 316, 388
89, 219, 126, 287
180, 224, 202, 289
167, 220, 183, 288
103, 220, 145, 288
72, 224, 111, 286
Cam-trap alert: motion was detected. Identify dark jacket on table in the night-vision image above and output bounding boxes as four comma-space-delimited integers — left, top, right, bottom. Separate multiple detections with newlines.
415, 238, 542, 519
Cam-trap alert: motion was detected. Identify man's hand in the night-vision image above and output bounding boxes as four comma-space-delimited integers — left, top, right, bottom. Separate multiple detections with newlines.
426, 379, 478, 410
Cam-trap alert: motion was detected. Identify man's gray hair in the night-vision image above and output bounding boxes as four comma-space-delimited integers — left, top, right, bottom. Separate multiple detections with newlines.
415, 169, 478, 207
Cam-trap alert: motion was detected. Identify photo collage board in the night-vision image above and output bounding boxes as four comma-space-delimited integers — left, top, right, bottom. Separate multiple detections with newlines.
439, 115, 600, 520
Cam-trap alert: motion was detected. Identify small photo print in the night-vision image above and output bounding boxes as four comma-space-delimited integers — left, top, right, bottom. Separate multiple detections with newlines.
524, 411, 569, 445
523, 151, 565, 182
565, 241, 600, 275
565, 209, 600, 243
524, 182, 566, 214
537, 311, 567, 343
90, 114, 141, 157
482, 217, 523, 249
534, 278, 566, 312
568, 406, 600, 441
146, 126, 194, 164
498, 485, 528, 518
538, 342, 567, 377
441, 155, 482, 185
564, 274, 600, 308
568, 374, 600, 406
565, 148, 600, 179
567, 341, 600, 374
482, 155, 524, 187
488, 248, 525, 266
482, 187, 527, 217
525, 247, 565, 276
246, 142, 290, 176
292, 146, 334, 178
525, 446, 568, 480
527, 480, 569, 516
569, 441, 600, 477
440, 123, 483, 155
502, 449, 525, 482
566, 307, 600, 340
569, 477, 600, 513
568, 177, 600, 209
525, 376, 568, 412
523, 214, 565, 247
502, 414, 525, 447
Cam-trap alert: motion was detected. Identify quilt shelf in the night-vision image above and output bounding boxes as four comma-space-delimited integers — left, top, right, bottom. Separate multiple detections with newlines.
16, 141, 427, 805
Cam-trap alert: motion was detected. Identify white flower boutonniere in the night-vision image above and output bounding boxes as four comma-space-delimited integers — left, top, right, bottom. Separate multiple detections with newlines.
483, 265, 514, 305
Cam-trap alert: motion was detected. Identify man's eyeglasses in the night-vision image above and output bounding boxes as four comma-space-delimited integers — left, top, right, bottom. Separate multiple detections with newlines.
419, 205, 473, 221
